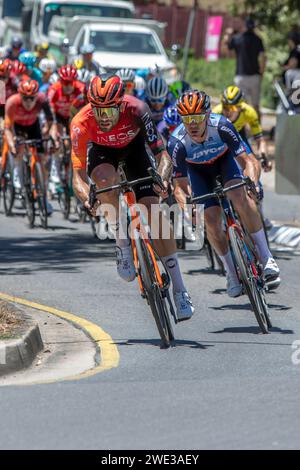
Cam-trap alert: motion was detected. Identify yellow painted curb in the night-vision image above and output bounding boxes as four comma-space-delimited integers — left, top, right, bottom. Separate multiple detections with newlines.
0, 292, 120, 382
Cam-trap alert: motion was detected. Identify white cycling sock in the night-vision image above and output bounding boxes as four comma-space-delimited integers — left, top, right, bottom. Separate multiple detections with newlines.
251, 228, 272, 262
113, 222, 131, 248
219, 250, 238, 280
162, 253, 186, 293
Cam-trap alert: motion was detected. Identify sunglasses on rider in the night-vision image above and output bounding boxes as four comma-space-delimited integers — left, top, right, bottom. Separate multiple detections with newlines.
150, 97, 166, 104
223, 104, 239, 112
61, 80, 74, 87
181, 114, 208, 124
22, 96, 37, 102
92, 106, 120, 119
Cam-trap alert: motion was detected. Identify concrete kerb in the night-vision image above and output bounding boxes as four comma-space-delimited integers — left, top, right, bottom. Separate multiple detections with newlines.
0, 302, 43, 376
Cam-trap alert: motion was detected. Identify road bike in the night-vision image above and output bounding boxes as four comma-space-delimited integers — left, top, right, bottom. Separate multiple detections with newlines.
18, 138, 49, 229
89, 164, 177, 347
192, 177, 272, 334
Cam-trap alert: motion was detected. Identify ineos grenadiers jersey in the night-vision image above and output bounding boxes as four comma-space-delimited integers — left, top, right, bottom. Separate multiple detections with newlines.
167, 114, 246, 178
71, 94, 164, 171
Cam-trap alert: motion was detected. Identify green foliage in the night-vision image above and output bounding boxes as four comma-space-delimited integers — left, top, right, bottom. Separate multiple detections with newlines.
177, 57, 277, 109
231, 0, 300, 28
177, 57, 236, 97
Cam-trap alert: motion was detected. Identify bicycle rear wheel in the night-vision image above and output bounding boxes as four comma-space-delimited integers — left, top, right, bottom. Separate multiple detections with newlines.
58, 161, 71, 219
135, 232, 173, 348
35, 162, 48, 229
2, 152, 15, 216
229, 225, 269, 334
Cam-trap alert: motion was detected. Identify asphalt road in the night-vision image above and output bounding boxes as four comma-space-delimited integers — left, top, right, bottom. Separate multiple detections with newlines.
0, 192, 299, 450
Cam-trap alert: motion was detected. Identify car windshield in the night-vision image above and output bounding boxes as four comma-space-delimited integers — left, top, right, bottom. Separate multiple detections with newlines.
89, 30, 161, 54
43, 3, 133, 35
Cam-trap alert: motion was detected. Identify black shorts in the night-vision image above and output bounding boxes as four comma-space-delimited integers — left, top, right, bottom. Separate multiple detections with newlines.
14, 120, 43, 152
56, 113, 70, 134
0, 105, 4, 118
87, 134, 157, 201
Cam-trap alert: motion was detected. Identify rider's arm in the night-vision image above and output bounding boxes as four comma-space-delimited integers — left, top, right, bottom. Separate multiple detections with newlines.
70, 115, 91, 206
155, 150, 173, 184
166, 134, 189, 208
219, 117, 260, 185
42, 98, 59, 145
47, 84, 58, 118
136, 101, 171, 194
72, 168, 90, 206
245, 105, 266, 155
173, 177, 190, 210
236, 152, 260, 185
4, 98, 16, 154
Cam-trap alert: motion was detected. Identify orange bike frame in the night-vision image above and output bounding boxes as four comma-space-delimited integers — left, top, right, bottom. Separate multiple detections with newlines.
123, 190, 164, 295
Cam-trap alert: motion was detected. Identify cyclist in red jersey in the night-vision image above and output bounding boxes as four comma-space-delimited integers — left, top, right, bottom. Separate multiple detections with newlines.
70, 74, 194, 320
0, 59, 20, 121
4, 79, 59, 206
48, 65, 84, 134
69, 69, 93, 121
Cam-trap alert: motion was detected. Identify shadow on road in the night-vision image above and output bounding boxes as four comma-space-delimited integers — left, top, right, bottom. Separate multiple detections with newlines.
185, 268, 224, 276
211, 326, 294, 335
0, 233, 115, 275
116, 338, 213, 350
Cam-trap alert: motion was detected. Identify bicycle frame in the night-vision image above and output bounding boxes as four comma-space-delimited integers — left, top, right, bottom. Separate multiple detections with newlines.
20, 141, 44, 200
91, 167, 166, 295
192, 178, 260, 280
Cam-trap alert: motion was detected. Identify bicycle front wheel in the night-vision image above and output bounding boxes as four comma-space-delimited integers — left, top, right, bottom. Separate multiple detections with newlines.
135, 233, 173, 348
22, 159, 35, 228
35, 162, 48, 229
2, 152, 15, 216
229, 225, 269, 334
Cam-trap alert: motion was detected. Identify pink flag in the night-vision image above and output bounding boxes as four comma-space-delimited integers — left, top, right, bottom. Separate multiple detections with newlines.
205, 16, 223, 62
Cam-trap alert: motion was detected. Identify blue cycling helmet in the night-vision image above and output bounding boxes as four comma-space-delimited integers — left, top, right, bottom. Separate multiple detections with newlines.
18, 52, 37, 69
163, 106, 182, 127
136, 68, 150, 80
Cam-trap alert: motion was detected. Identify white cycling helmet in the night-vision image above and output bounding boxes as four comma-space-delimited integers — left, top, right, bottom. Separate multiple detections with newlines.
116, 68, 135, 83
77, 68, 95, 84
134, 75, 146, 91
146, 76, 169, 100
49, 72, 59, 84
39, 58, 56, 73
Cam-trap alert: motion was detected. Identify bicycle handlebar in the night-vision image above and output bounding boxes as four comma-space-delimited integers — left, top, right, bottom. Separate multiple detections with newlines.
87, 167, 165, 214
191, 177, 251, 204
15, 137, 52, 147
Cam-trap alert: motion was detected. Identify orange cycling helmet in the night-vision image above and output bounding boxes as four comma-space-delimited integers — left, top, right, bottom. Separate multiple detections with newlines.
58, 64, 78, 82
87, 74, 125, 107
177, 90, 211, 115
0, 59, 12, 77
18, 79, 39, 96
12, 60, 27, 75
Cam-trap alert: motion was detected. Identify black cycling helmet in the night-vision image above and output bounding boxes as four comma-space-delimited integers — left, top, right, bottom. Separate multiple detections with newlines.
11, 36, 23, 49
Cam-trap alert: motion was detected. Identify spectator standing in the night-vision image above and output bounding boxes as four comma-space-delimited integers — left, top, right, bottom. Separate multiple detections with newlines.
283, 32, 300, 71
225, 17, 266, 116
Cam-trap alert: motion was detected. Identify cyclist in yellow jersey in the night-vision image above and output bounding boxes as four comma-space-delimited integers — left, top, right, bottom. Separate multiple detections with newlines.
213, 86, 272, 171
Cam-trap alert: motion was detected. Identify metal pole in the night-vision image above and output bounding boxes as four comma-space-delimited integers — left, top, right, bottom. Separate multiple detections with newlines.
181, 0, 197, 81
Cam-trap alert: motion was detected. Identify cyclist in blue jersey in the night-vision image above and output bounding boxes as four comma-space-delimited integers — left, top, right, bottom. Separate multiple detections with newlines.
168, 90, 280, 297
18, 52, 43, 87
144, 77, 175, 125
157, 105, 182, 143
